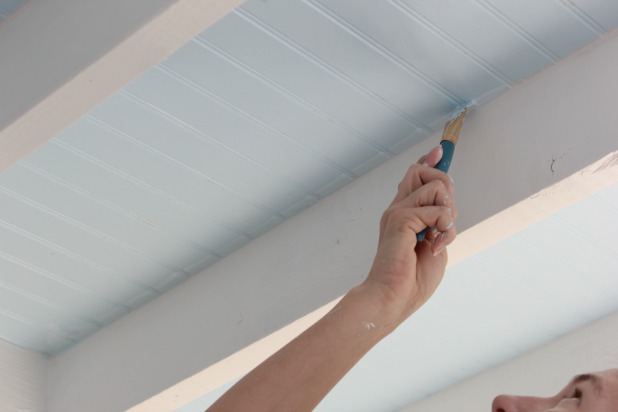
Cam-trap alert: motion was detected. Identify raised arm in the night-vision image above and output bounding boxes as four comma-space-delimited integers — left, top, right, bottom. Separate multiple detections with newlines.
207, 145, 457, 412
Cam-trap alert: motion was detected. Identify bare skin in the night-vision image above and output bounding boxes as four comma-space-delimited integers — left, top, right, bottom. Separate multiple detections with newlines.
207, 145, 455, 412
492, 368, 618, 412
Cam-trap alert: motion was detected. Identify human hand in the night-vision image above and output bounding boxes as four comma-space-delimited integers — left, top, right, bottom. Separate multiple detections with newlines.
363, 146, 457, 326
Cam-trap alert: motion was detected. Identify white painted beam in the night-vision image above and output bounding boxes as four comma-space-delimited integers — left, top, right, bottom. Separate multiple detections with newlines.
0, 0, 243, 172
400, 309, 618, 412
48, 29, 618, 412
0, 339, 48, 412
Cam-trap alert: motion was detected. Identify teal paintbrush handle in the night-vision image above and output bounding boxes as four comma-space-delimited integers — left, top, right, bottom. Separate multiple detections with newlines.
416, 140, 454, 242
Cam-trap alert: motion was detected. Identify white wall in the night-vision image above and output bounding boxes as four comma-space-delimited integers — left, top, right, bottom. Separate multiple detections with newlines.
0, 339, 47, 412
401, 309, 618, 411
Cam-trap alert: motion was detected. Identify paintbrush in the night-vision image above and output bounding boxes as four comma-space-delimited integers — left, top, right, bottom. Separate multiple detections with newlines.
417, 105, 470, 242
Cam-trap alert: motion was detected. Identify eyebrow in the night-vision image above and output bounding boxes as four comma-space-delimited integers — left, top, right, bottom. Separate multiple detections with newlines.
571, 373, 604, 395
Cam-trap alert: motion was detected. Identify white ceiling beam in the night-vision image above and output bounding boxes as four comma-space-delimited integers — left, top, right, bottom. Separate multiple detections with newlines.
0, 0, 243, 173
47, 28, 618, 412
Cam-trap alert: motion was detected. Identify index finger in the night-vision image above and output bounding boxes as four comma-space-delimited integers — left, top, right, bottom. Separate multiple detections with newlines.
391, 154, 454, 206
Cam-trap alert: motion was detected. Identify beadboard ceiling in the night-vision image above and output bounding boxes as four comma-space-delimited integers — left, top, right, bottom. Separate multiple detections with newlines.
1, 0, 618, 411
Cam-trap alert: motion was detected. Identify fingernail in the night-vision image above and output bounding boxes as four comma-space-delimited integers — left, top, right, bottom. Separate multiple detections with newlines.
449, 175, 454, 184
445, 220, 454, 230
430, 226, 438, 233
422, 161, 429, 167
432, 233, 446, 256
443, 194, 449, 205
431, 232, 445, 245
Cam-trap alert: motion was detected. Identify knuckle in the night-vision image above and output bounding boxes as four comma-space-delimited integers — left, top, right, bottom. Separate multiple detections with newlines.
409, 163, 424, 175
383, 207, 418, 233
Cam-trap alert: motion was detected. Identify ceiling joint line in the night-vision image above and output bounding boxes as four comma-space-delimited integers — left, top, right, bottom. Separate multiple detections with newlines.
389, 0, 515, 87
0, 217, 162, 299
0, 278, 106, 328
192, 36, 396, 160
155, 62, 357, 187
0, 248, 132, 313
0, 184, 196, 284
18, 161, 223, 261
52, 133, 255, 243
117, 89, 311, 218
305, 0, 465, 106
234, 7, 433, 133
475, 0, 559, 62
556, 0, 606, 35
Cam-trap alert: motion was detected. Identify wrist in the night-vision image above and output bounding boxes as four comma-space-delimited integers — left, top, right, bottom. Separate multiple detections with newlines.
340, 282, 406, 336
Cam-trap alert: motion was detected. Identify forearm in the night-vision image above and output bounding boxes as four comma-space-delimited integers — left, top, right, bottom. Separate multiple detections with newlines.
207, 146, 455, 411
207, 284, 398, 412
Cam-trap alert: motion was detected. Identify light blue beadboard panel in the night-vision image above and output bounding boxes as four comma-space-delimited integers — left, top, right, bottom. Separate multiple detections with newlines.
201, 11, 428, 151
431, 278, 555, 351
22, 143, 249, 256
569, 0, 618, 32
0, 309, 50, 353
513, 218, 618, 302
0, 187, 182, 292
118, 64, 357, 197
475, 238, 618, 328
397, 0, 556, 84
158, 41, 392, 178
310, 0, 508, 104
0, 224, 154, 310
483, 0, 599, 58
555, 192, 618, 256
54, 118, 279, 233
239, 0, 458, 125
0, 249, 129, 353
88, 91, 318, 221
594, 178, 618, 207
1, 165, 216, 276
